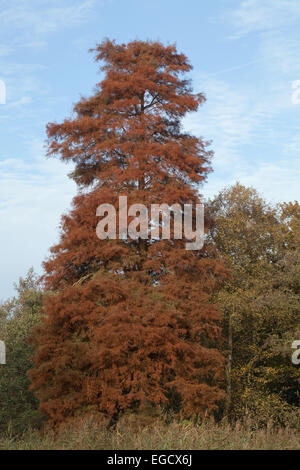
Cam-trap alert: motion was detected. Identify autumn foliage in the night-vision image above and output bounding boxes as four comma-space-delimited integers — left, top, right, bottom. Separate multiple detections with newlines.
29, 40, 228, 424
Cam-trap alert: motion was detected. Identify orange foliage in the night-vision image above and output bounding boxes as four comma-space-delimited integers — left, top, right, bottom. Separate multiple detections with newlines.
29, 40, 227, 424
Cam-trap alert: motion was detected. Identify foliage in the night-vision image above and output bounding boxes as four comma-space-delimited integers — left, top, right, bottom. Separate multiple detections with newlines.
29, 40, 228, 424
0, 269, 44, 434
208, 184, 300, 424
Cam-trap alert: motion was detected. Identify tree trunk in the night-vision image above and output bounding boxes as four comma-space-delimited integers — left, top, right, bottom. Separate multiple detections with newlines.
225, 313, 232, 415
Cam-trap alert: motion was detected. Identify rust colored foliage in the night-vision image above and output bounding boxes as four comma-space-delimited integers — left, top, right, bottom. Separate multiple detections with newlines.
29, 40, 227, 424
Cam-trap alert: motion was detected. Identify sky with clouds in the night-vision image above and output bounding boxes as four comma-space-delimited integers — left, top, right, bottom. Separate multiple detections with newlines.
1, 0, 300, 299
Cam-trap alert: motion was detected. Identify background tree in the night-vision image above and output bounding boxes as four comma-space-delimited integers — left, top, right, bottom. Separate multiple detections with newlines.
0, 269, 43, 434
29, 40, 228, 424
208, 184, 300, 424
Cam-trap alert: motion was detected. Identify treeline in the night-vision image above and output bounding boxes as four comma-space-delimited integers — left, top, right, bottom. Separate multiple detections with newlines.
209, 184, 300, 425
0, 184, 299, 434
0, 40, 299, 434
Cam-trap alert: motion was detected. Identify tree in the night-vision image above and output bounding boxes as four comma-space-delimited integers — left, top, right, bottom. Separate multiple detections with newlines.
208, 184, 300, 424
0, 269, 43, 434
29, 39, 227, 424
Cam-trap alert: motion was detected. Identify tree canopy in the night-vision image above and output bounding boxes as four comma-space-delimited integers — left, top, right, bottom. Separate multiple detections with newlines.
29, 40, 227, 424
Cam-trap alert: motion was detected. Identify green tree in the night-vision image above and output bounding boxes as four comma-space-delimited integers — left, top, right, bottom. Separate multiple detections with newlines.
208, 184, 300, 425
0, 268, 43, 434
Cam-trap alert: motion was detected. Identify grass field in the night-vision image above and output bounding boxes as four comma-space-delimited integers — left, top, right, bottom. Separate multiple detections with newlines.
1, 414, 299, 450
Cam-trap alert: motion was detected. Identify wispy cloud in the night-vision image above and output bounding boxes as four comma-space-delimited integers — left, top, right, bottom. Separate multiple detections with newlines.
0, 139, 76, 301
185, 1, 300, 203
0, 0, 95, 43
230, 0, 300, 38
0, 0, 101, 298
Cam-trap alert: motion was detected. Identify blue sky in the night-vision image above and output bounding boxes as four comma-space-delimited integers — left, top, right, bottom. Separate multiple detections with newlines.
1, 0, 300, 299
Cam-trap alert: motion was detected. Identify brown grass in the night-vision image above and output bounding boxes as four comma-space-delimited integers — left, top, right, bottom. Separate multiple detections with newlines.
0, 413, 299, 450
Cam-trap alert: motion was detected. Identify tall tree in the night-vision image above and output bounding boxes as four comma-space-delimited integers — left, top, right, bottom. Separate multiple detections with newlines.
29, 40, 227, 424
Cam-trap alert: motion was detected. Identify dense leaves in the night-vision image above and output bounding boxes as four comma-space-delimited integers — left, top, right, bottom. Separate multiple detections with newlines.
0, 269, 43, 434
208, 184, 300, 425
29, 40, 227, 424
